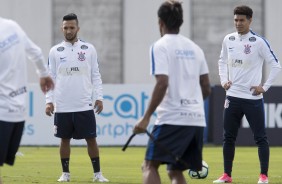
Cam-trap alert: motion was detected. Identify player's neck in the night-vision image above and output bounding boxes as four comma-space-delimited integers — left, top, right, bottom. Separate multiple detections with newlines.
65, 38, 78, 45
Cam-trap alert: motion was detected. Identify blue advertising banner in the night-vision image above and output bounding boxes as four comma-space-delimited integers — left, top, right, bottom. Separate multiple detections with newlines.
210, 86, 282, 146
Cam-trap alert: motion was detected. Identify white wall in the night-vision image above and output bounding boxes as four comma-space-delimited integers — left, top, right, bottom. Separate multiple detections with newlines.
123, 0, 191, 84
1, 0, 280, 85
0, 0, 52, 82
265, 0, 282, 85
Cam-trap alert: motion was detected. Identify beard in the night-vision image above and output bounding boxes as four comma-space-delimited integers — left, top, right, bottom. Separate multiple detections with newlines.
65, 33, 77, 42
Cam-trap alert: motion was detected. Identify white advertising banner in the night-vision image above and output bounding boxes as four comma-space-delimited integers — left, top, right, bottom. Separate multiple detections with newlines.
21, 84, 155, 146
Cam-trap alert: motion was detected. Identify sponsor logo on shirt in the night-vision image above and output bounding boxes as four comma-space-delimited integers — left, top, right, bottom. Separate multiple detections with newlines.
78, 51, 86, 61
175, 49, 195, 59
231, 59, 250, 69
180, 112, 205, 119
228, 47, 234, 52
229, 36, 235, 41
9, 86, 27, 97
244, 44, 251, 54
57, 46, 65, 52
58, 67, 88, 76
180, 99, 198, 106
249, 37, 256, 42
60, 56, 67, 63
0, 33, 19, 52
8, 107, 25, 113
81, 45, 88, 50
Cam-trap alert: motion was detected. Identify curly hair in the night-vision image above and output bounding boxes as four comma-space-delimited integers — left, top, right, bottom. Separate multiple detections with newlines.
158, 0, 183, 30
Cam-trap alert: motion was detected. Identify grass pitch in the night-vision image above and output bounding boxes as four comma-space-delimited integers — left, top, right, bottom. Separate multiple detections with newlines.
1, 146, 282, 183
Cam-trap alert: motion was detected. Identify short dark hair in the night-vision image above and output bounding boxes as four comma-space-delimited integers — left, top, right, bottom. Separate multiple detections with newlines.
234, 5, 253, 19
158, 0, 183, 30
63, 13, 79, 24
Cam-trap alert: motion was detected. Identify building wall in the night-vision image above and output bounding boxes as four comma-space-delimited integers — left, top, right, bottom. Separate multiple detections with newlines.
265, 0, 282, 85
1, 0, 281, 85
123, 0, 191, 84
191, 0, 264, 85
0, 0, 52, 83
52, 0, 123, 83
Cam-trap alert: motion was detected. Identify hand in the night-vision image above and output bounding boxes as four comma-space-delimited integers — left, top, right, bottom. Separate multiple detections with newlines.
133, 118, 150, 134
250, 85, 265, 96
40, 77, 54, 94
94, 100, 103, 114
45, 103, 54, 116
223, 81, 232, 90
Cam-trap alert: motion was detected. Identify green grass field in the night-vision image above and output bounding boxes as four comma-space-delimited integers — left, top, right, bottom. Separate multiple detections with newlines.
1, 146, 281, 184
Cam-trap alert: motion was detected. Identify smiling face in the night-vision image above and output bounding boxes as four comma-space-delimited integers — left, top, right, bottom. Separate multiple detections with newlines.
234, 14, 252, 35
61, 19, 79, 43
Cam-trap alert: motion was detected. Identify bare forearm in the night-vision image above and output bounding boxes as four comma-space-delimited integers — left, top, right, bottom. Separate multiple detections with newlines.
144, 75, 168, 120
200, 74, 211, 99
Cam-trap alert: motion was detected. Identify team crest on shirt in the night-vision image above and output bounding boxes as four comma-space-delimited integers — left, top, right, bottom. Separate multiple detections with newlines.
224, 99, 230, 109
249, 37, 256, 42
244, 44, 251, 54
57, 46, 65, 52
78, 51, 86, 61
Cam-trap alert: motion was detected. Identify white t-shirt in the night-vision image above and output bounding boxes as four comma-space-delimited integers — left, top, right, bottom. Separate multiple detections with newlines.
219, 31, 281, 99
46, 40, 103, 112
0, 17, 48, 122
150, 34, 209, 127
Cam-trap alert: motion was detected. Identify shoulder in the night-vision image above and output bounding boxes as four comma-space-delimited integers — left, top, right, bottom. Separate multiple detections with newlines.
0, 18, 24, 36
249, 30, 270, 46
50, 42, 65, 53
223, 32, 237, 42
78, 39, 96, 52
1, 18, 19, 28
178, 34, 205, 55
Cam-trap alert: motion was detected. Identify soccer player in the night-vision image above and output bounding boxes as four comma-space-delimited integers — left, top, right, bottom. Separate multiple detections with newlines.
0, 17, 54, 184
213, 5, 281, 184
45, 13, 108, 182
133, 1, 211, 184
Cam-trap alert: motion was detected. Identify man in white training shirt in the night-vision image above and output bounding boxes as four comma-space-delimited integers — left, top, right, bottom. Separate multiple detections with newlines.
213, 5, 281, 184
0, 17, 54, 184
133, 1, 211, 184
45, 13, 108, 183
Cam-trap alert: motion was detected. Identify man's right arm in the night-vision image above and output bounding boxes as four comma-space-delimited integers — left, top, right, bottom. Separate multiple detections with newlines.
45, 49, 57, 103
218, 37, 231, 90
200, 74, 211, 99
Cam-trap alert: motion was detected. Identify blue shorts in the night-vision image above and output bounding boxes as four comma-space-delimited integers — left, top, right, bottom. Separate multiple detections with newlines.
145, 124, 204, 171
54, 110, 97, 139
0, 120, 24, 166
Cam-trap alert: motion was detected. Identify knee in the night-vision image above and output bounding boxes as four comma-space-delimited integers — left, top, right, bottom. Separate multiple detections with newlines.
167, 170, 175, 178
167, 170, 183, 181
255, 136, 269, 145
223, 134, 237, 144
141, 161, 149, 173
141, 160, 158, 173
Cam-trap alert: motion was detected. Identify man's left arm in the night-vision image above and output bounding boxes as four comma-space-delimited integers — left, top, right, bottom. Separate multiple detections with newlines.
91, 46, 103, 113
259, 41, 282, 92
200, 74, 211, 99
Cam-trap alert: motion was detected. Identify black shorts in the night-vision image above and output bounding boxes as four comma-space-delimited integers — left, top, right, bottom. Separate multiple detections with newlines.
0, 120, 24, 166
145, 124, 204, 171
54, 110, 96, 139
